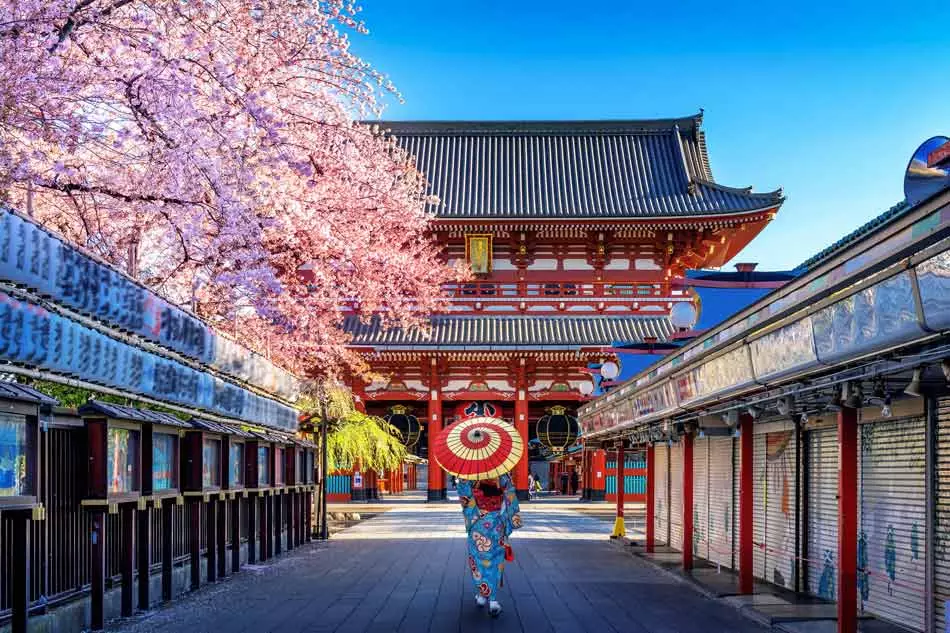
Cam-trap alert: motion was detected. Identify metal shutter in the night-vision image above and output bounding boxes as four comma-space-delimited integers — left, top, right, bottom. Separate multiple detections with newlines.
753, 433, 767, 579
935, 399, 950, 628
654, 443, 669, 546
693, 437, 709, 561
765, 429, 797, 589
806, 425, 838, 601
670, 442, 684, 551
708, 436, 734, 568
858, 416, 926, 631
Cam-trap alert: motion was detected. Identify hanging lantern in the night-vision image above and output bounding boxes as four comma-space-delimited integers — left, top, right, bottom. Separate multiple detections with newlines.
385, 405, 421, 448
536, 405, 579, 453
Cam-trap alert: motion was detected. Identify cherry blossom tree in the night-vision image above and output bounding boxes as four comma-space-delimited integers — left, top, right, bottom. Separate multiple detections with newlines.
0, 0, 460, 376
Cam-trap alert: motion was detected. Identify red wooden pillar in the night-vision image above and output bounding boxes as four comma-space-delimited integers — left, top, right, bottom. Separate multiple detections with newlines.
838, 406, 858, 633
579, 447, 588, 499
682, 431, 694, 571
739, 413, 754, 594
427, 360, 445, 501
591, 449, 606, 501
611, 441, 626, 537
646, 443, 655, 553
514, 359, 530, 500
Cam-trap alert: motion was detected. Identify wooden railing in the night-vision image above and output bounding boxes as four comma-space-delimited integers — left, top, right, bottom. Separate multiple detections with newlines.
442, 282, 673, 299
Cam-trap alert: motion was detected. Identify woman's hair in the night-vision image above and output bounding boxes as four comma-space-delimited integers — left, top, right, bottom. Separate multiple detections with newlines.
477, 480, 503, 497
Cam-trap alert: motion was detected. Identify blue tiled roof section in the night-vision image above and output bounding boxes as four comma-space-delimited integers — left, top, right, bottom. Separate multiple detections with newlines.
189, 417, 254, 437
0, 382, 58, 406
78, 400, 191, 427
686, 270, 798, 283
796, 201, 911, 272
375, 116, 784, 219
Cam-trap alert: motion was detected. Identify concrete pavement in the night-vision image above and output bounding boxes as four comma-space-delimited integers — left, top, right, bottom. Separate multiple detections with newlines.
111, 502, 769, 633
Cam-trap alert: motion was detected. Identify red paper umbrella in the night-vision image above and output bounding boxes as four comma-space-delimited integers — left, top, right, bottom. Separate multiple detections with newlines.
432, 416, 524, 480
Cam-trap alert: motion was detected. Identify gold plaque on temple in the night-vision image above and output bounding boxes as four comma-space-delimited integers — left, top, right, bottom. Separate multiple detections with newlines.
465, 234, 492, 274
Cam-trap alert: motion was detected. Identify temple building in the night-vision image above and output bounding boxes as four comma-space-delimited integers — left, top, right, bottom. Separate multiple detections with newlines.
345, 114, 784, 500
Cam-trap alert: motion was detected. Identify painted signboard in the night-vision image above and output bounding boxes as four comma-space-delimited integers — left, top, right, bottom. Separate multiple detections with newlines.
0, 208, 299, 402
0, 291, 298, 429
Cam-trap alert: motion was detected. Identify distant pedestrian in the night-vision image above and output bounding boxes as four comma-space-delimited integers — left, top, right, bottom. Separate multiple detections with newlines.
570, 470, 579, 496
527, 473, 535, 499
560, 472, 569, 495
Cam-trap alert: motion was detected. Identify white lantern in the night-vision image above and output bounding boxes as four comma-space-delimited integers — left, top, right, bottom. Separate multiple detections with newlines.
600, 361, 619, 380
670, 302, 698, 330
578, 380, 595, 396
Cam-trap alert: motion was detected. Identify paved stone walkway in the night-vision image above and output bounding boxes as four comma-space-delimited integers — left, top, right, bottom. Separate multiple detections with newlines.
113, 504, 767, 633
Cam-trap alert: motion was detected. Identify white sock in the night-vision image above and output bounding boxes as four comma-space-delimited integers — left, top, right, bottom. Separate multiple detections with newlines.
489, 600, 501, 614
475, 595, 487, 607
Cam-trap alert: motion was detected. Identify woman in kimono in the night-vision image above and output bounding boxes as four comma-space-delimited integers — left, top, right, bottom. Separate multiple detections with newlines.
456, 473, 522, 616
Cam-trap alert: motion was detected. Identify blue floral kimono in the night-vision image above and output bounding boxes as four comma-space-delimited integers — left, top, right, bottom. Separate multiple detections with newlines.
456, 474, 522, 600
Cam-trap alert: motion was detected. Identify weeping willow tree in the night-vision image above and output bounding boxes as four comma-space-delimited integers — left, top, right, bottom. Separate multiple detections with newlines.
297, 383, 407, 472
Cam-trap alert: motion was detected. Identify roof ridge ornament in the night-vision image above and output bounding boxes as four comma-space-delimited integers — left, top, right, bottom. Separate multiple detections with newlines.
672, 124, 694, 196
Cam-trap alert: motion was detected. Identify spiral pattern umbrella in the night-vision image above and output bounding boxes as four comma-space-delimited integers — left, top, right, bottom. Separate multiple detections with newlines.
432, 416, 524, 480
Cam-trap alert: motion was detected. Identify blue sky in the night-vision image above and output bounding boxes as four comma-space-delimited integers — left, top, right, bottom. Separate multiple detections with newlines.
352, 1, 950, 270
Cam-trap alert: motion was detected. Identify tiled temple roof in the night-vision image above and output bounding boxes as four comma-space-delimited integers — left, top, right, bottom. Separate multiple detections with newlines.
343, 315, 674, 349
374, 114, 783, 220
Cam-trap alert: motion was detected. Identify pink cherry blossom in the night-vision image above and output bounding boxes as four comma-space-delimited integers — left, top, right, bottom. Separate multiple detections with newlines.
0, 1, 463, 377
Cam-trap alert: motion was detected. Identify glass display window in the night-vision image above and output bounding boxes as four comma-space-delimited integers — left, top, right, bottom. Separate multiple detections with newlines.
257, 445, 270, 486
152, 432, 178, 491
202, 438, 221, 488
0, 412, 29, 497
274, 446, 284, 485
230, 441, 244, 487
107, 426, 140, 494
